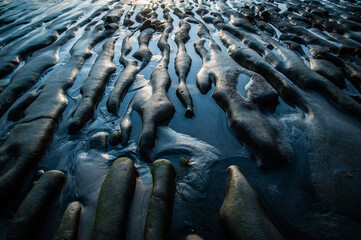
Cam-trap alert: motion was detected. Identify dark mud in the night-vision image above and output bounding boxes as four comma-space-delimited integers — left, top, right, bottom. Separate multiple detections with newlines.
174, 20, 194, 118
118, 12, 175, 161
107, 31, 143, 115
0, 2, 113, 117
6, 170, 66, 240
144, 159, 176, 240
194, 21, 291, 169
69, 37, 117, 133
93, 158, 136, 240
220, 166, 283, 240
0, 0, 361, 240
53, 201, 82, 240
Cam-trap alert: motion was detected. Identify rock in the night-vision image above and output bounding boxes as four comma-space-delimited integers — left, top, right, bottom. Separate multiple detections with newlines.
185, 234, 204, 240
22, 23, 118, 124
144, 159, 176, 240
220, 166, 284, 240
107, 34, 139, 114
175, 20, 194, 118
283, 40, 305, 56
93, 158, 137, 240
69, 37, 117, 134
7, 89, 38, 121
0, 4, 109, 118
0, 118, 57, 203
309, 59, 346, 88
132, 28, 154, 70
53, 201, 82, 240
119, 15, 175, 162
89, 132, 108, 151
260, 32, 361, 119
0, 8, 81, 78
194, 23, 293, 169
7, 170, 66, 240
109, 131, 121, 146
102, 2, 124, 23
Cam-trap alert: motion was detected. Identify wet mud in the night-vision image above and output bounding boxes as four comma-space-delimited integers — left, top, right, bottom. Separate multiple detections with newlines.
174, 20, 194, 118
0, 0, 361, 239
